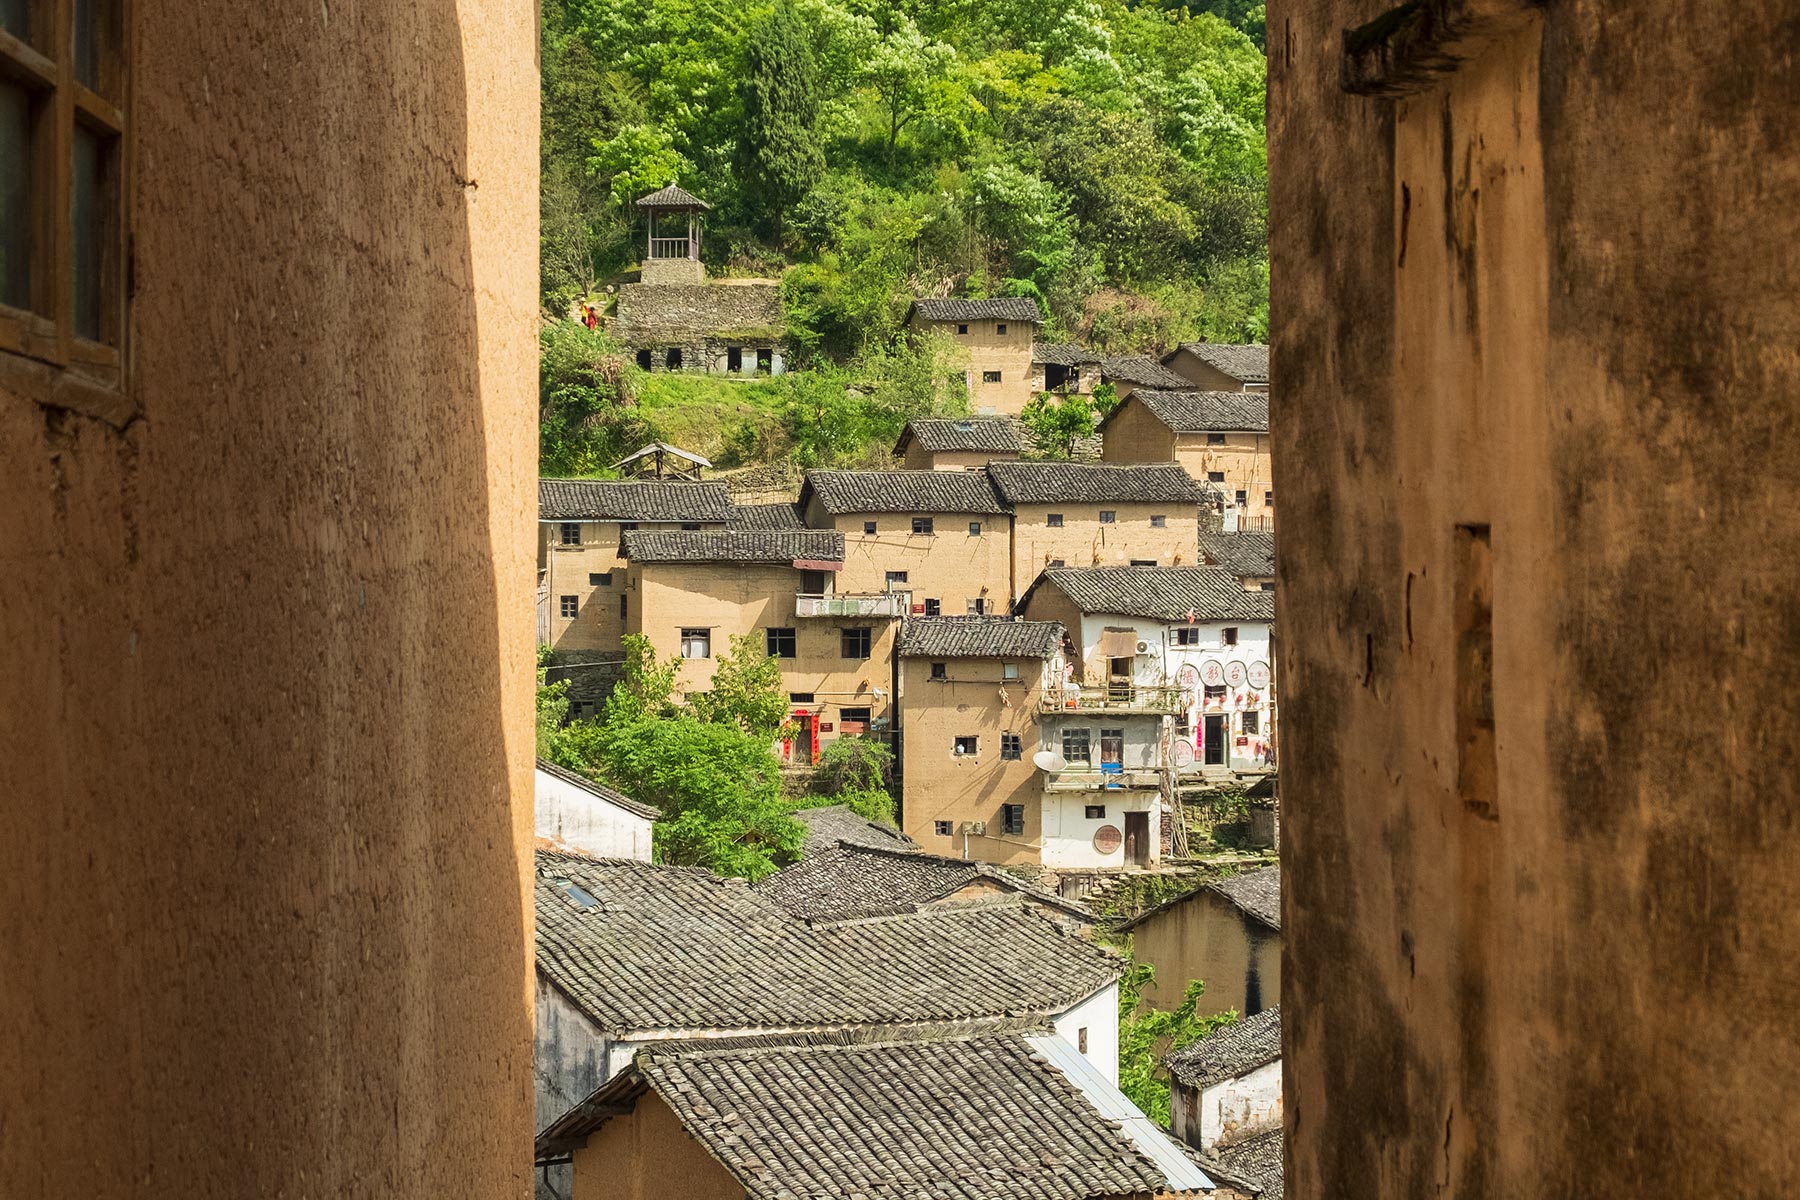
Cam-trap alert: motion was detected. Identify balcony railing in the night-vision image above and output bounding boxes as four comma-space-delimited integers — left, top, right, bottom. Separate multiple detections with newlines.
649, 237, 694, 259
795, 592, 910, 618
1040, 683, 1185, 713
1044, 765, 1164, 792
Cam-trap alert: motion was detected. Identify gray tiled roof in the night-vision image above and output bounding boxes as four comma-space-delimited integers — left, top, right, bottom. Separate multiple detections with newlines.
898, 616, 1063, 659
757, 842, 1092, 923
793, 805, 919, 855
1202, 529, 1276, 578
619, 529, 844, 565
541, 1032, 1209, 1199
1175, 342, 1270, 384
539, 478, 732, 523
1024, 566, 1275, 622
801, 469, 1008, 515
1200, 1128, 1284, 1199
1032, 342, 1104, 367
897, 417, 1024, 455
1213, 864, 1281, 930
534, 851, 1119, 1036
535, 758, 660, 821
1102, 355, 1194, 390
725, 501, 806, 530
987, 461, 1208, 505
1121, 390, 1270, 434
1165, 1006, 1282, 1091
634, 183, 710, 209
908, 296, 1044, 324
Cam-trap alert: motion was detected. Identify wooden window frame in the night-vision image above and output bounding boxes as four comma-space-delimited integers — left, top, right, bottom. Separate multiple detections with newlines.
0, 0, 132, 424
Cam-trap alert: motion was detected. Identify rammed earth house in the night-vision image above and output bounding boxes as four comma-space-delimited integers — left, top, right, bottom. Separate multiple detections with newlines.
1101, 390, 1274, 531
906, 296, 1044, 415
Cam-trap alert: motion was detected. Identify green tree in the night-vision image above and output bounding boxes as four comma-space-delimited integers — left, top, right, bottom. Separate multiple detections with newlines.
859, 18, 956, 153
803, 735, 897, 823
1021, 389, 1097, 459
1116, 960, 1236, 1125
539, 321, 653, 475
738, 2, 826, 232
692, 634, 793, 740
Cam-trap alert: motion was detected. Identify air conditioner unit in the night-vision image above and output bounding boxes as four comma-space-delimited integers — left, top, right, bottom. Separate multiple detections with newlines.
1135, 640, 1152, 655
961, 820, 987, 836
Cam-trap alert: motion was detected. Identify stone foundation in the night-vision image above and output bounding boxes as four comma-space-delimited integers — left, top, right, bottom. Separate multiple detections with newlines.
639, 257, 705, 286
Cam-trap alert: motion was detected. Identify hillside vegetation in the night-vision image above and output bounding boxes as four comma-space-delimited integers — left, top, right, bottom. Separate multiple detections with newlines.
539, 0, 1268, 473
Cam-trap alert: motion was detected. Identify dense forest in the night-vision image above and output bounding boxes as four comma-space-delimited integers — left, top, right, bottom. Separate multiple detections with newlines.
538, 0, 1268, 473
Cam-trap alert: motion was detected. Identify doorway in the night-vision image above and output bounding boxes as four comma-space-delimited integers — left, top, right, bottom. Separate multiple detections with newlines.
1108, 656, 1133, 703
1203, 714, 1227, 765
727, 346, 743, 373
1123, 811, 1150, 867
791, 712, 815, 765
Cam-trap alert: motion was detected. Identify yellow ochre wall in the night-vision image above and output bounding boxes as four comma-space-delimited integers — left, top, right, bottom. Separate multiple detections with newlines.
1010, 503, 1202, 598
910, 315, 1038, 415
571, 1094, 745, 1200
805, 505, 1014, 616
542, 519, 695, 651
899, 655, 1047, 864
0, 1, 539, 1195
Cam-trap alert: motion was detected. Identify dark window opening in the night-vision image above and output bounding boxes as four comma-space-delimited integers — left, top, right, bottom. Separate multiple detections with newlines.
1084, 805, 1106, 819
789, 692, 816, 703
982, 370, 1002, 384
863, 520, 877, 534
757, 347, 773, 373
800, 569, 827, 594
956, 323, 968, 334
1243, 709, 1261, 735
636, 349, 652, 370
1062, 728, 1091, 763
1001, 733, 1022, 760
953, 735, 978, 756
588, 572, 612, 586
560, 523, 580, 545
841, 627, 872, 659
912, 517, 934, 535
1235, 490, 1249, 507
1174, 627, 1200, 646
930, 662, 947, 681
924, 598, 941, 616
681, 522, 702, 531
995, 323, 1007, 335
559, 595, 579, 618
1099, 510, 1116, 524
1265, 491, 1274, 508
665, 347, 683, 370
968, 521, 982, 537
1130, 559, 1157, 567
1208, 471, 1226, 483
618, 594, 627, 619
727, 346, 742, 372
1151, 515, 1167, 528
1208, 433, 1227, 446
966, 598, 988, 615
886, 570, 910, 587
1223, 627, 1239, 646
1001, 803, 1025, 835
934, 820, 953, 835
766, 628, 796, 658
1047, 513, 1064, 527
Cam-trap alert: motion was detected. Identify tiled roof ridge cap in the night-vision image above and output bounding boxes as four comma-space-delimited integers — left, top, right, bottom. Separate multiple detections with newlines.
632, 1016, 1061, 1062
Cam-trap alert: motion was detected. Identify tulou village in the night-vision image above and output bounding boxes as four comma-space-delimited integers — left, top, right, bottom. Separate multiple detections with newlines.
533, 2, 1279, 1195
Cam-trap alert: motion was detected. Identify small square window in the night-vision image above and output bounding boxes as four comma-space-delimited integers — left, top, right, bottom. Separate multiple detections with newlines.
1207, 471, 1226, 483
560, 523, 581, 545
840, 706, 871, 727
954, 735, 978, 756
1223, 627, 1239, 646
789, 692, 816, 703
886, 570, 910, 586
1264, 491, 1274, 508
589, 572, 613, 586
1174, 627, 1200, 646
1049, 559, 1066, 568
1003, 662, 1020, 680
864, 520, 878, 534
966, 598, 988, 615
912, 517, 934, 535
1062, 728, 1092, 763
1002, 803, 1025, 835
935, 820, 954, 836
1078, 1027, 1089, 1054
1208, 433, 1227, 446
766, 627, 796, 658
1047, 513, 1064, 527
1243, 709, 1261, 734
1130, 559, 1157, 567
982, 370, 1002, 384
995, 323, 1008, 335
968, 521, 982, 537
1260, 581, 1275, 592
559, 595, 579, 618
925, 598, 941, 616
681, 628, 712, 658
1235, 490, 1249, 506
1084, 805, 1106, 819
957, 323, 969, 334
1001, 733, 1022, 760
930, 662, 947, 681
1150, 515, 1167, 528
1099, 510, 1116, 524
842, 627, 872, 659
681, 522, 702, 531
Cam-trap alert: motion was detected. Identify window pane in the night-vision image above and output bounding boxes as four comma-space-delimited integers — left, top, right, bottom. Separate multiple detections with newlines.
1, 0, 31, 42
73, 0, 119, 91
72, 123, 116, 342
0, 82, 31, 311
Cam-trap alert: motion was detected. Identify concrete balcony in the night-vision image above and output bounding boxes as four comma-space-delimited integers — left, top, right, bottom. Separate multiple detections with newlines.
1044, 766, 1164, 793
795, 592, 910, 618
1040, 684, 1185, 714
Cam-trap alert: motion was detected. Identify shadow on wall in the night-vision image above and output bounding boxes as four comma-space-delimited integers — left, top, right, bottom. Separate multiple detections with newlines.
0, 1, 535, 1197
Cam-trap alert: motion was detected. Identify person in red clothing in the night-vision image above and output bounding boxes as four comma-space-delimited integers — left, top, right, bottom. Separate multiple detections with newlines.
581, 303, 598, 330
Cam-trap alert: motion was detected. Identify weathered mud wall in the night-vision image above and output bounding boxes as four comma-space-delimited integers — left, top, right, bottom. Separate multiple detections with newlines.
1270, 1, 1800, 1195
0, 1, 538, 1196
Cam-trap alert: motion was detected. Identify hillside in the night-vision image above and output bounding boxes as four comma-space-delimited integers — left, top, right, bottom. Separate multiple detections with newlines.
538, 0, 1269, 473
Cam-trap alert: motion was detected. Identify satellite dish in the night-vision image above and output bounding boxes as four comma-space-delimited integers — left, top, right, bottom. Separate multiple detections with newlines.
1033, 750, 1068, 772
